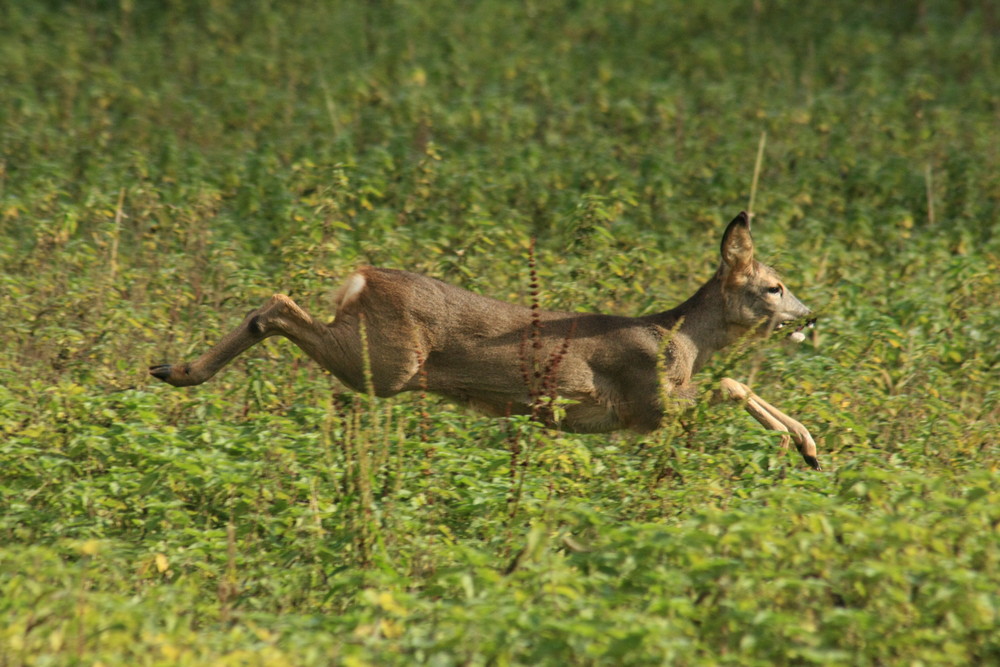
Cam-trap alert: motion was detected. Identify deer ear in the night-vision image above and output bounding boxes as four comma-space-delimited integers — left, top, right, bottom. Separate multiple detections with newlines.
720, 211, 754, 277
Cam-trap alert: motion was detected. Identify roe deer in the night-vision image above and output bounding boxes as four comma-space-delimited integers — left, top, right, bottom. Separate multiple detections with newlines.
150, 212, 820, 469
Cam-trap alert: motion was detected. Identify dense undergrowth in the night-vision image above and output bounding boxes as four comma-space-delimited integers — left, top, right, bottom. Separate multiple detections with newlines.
1, 1, 998, 664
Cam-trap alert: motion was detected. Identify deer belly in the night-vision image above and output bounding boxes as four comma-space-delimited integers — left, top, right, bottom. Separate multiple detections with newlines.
561, 401, 623, 434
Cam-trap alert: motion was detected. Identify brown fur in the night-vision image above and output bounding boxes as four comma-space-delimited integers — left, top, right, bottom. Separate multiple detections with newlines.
150, 212, 820, 469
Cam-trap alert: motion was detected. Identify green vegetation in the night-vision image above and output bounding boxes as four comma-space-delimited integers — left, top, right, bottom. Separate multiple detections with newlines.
1, 1, 998, 664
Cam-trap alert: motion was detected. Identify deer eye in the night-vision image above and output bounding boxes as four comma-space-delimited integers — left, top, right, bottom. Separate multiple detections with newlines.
766, 285, 783, 295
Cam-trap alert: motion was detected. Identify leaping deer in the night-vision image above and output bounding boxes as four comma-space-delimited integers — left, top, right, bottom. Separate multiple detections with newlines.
150, 212, 820, 469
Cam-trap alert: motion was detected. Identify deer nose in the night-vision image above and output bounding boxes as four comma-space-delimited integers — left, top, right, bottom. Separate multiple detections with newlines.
788, 294, 810, 318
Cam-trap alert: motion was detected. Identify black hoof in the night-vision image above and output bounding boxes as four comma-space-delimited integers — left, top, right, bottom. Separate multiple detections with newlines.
149, 364, 173, 381
804, 454, 822, 471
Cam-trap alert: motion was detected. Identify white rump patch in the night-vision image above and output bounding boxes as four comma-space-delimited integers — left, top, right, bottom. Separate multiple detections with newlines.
332, 273, 366, 313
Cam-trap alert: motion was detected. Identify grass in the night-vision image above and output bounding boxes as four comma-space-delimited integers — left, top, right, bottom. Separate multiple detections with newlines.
1, 0, 998, 664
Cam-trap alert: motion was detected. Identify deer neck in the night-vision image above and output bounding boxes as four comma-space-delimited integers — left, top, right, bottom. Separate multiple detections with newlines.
647, 277, 742, 380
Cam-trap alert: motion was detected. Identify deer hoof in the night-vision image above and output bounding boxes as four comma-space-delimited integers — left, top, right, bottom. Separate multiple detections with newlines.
149, 364, 195, 386
803, 454, 822, 471
149, 364, 173, 381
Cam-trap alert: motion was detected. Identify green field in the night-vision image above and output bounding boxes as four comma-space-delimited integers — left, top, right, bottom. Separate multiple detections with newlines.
1, 1, 998, 664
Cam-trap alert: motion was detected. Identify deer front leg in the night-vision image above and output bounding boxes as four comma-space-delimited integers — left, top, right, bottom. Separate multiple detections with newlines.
150, 294, 316, 387
719, 377, 821, 470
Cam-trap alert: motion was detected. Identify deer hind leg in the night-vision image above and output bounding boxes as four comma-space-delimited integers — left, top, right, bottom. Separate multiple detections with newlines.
149, 293, 323, 387
326, 272, 428, 397
719, 377, 821, 470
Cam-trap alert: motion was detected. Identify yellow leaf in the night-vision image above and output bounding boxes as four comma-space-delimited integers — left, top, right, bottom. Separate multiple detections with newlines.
376, 591, 408, 616
155, 553, 169, 573
380, 618, 404, 639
